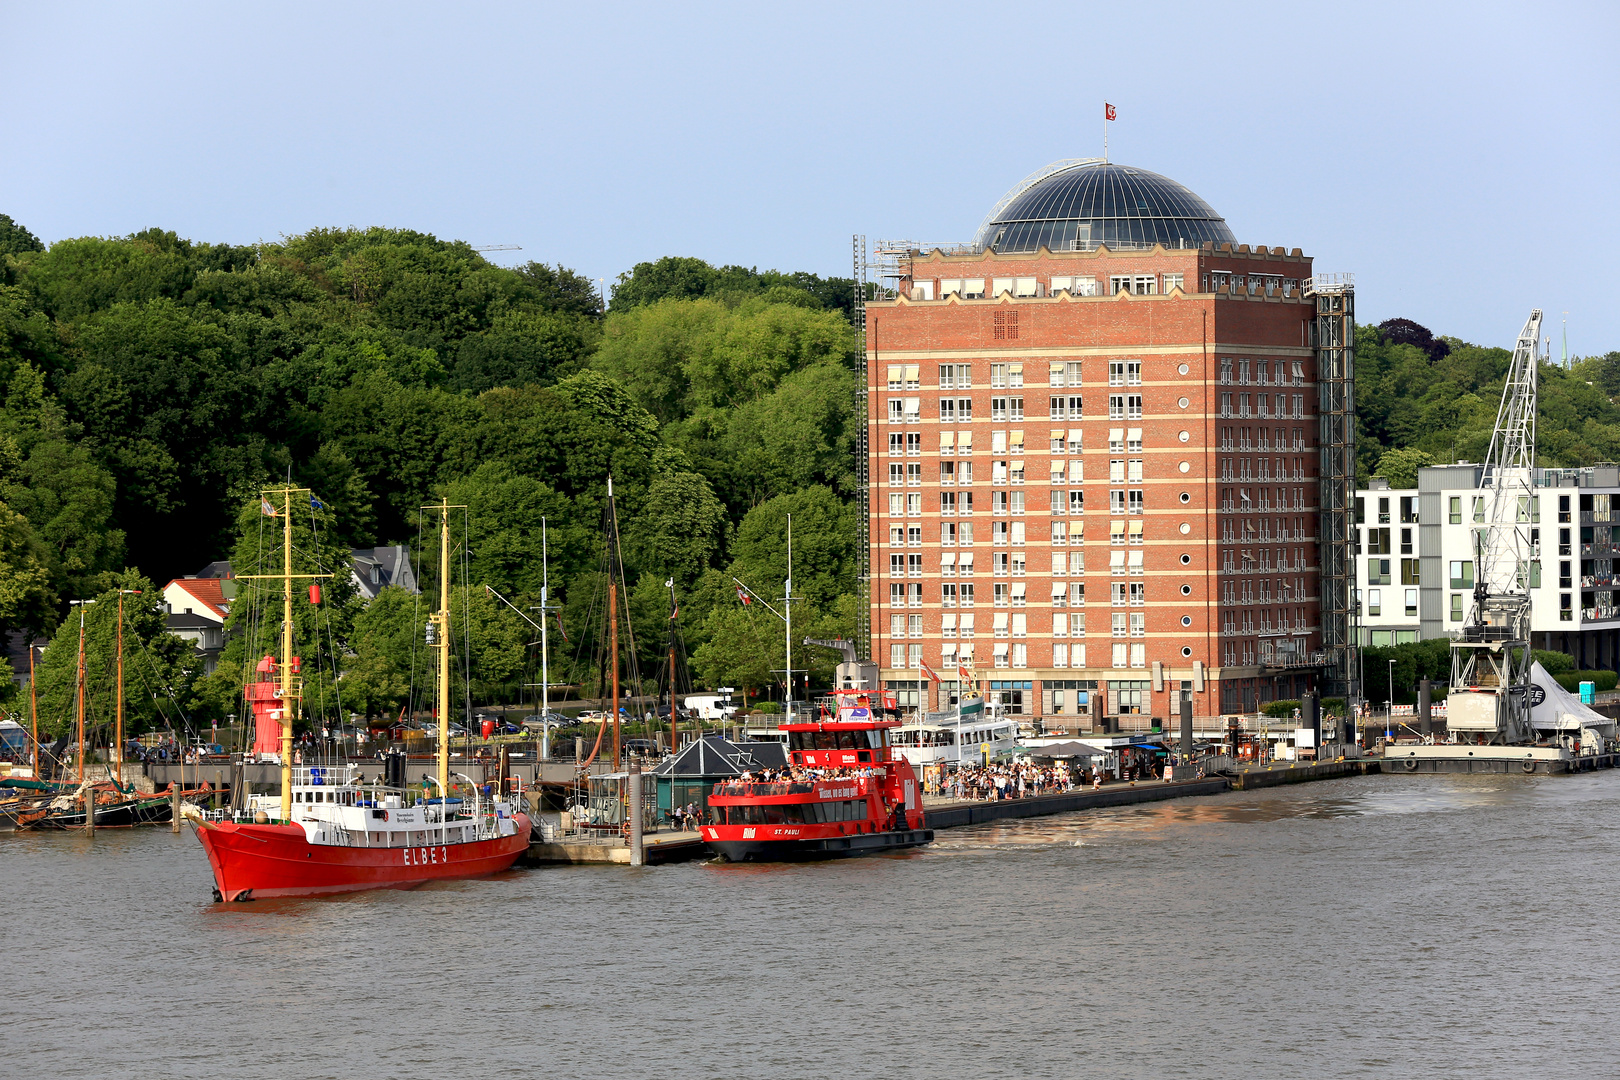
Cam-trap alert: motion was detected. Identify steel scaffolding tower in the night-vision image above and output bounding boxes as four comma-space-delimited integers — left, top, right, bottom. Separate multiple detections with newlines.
853, 235, 871, 659
1310, 274, 1358, 708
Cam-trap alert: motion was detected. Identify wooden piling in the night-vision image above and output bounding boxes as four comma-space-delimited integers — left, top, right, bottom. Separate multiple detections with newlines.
171, 784, 182, 833
84, 786, 95, 837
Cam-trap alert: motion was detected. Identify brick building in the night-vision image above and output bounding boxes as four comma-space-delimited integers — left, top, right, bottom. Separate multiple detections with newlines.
863, 160, 1331, 727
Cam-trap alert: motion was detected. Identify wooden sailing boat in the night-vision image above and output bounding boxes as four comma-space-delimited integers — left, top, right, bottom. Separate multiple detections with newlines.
27, 591, 198, 829
193, 489, 531, 901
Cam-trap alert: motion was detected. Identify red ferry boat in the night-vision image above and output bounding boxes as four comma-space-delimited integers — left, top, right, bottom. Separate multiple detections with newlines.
703, 690, 932, 861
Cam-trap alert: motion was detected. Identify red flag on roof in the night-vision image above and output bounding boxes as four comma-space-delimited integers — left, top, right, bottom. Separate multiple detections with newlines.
1105, 102, 1116, 121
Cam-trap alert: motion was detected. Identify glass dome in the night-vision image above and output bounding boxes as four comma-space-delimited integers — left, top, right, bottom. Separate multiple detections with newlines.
973, 160, 1236, 253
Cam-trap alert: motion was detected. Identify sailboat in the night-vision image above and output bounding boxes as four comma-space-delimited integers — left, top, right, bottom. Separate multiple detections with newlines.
193, 489, 531, 901
26, 590, 194, 829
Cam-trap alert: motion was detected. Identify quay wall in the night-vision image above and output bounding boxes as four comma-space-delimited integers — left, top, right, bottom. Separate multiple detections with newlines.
924, 778, 1230, 830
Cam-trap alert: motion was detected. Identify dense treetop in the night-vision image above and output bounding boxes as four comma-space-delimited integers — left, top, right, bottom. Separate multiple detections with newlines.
0, 217, 1612, 729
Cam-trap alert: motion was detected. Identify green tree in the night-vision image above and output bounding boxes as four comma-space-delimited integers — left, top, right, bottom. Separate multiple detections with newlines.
0, 497, 51, 635
1373, 447, 1436, 489
0, 214, 45, 256
30, 571, 197, 739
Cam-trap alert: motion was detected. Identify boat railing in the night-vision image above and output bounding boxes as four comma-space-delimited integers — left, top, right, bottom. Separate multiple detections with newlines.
712, 781, 817, 797
293, 764, 360, 787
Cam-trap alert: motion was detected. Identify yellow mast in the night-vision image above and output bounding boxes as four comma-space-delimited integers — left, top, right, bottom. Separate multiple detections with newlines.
424, 498, 465, 796
238, 486, 330, 823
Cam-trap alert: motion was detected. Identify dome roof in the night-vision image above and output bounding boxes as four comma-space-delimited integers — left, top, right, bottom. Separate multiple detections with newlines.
973, 160, 1236, 254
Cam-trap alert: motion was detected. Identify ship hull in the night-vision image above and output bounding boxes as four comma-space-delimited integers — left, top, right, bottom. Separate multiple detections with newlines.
30, 796, 175, 829
196, 814, 532, 901
708, 828, 933, 862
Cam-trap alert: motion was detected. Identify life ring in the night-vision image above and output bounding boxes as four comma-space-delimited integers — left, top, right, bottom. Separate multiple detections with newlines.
1521, 759, 1537, 774
1403, 757, 1418, 772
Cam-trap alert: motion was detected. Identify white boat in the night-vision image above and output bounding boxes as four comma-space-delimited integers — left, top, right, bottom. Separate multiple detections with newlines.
889, 697, 1018, 767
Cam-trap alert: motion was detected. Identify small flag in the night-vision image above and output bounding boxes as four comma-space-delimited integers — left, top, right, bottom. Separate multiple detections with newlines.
260, 498, 277, 517
310, 495, 325, 511
1105, 102, 1116, 121
736, 586, 751, 606
920, 659, 941, 684
958, 665, 973, 683
555, 612, 569, 644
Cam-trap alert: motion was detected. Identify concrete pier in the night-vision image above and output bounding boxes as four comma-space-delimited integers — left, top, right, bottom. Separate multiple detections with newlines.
1226, 759, 1380, 790
525, 830, 706, 865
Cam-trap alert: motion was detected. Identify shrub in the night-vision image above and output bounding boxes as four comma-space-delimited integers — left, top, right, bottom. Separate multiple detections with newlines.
1263, 699, 1302, 718
1553, 670, 1619, 693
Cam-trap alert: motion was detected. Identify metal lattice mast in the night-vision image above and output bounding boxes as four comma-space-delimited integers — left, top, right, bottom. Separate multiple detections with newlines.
1448, 310, 1541, 745
853, 234, 870, 660
1309, 275, 1357, 709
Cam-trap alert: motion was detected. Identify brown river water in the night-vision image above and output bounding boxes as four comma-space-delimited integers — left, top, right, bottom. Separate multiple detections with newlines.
4, 772, 1619, 1079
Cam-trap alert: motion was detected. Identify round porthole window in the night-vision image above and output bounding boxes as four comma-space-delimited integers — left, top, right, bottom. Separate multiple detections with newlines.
1180, 553, 1192, 565
1178, 396, 1190, 409
1181, 646, 1193, 657
1179, 461, 1190, 473
1179, 522, 1191, 535
1181, 616, 1193, 627
1179, 492, 1191, 504
1178, 431, 1190, 442
1181, 584, 1192, 596
1178, 363, 1189, 375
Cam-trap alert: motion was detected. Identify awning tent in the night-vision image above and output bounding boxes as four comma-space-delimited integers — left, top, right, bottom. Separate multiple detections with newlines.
1527, 662, 1616, 736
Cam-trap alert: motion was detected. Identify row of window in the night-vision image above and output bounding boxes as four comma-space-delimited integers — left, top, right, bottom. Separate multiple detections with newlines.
1219, 426, 1309, 452
886, 489, 1157, 515
1359, 494, 1546, 527
1219, 547, 1310, 573
1221, 610, 1312, 637
885, 395, 1148, 422
1219, 488, 1308, 512
1219, 519, 1312, 543
1217, 393, 1307, 420
911, 274, 1190, 303
1220, 578, 1311, 604
1218, 359, 1307, 386
1220, 458, 1307, 482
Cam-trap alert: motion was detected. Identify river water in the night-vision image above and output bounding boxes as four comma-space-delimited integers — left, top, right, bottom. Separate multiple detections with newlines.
4, 772, 1619, 1079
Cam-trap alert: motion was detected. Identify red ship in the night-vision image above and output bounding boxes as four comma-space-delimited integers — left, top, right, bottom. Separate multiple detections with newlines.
196, 764, 530, 901
193, 491, 530, 901
703, 690, 932, 861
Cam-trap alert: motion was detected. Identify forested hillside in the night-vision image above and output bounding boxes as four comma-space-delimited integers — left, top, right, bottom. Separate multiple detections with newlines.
1, 210, 1615, 731
0, 215, 861, 731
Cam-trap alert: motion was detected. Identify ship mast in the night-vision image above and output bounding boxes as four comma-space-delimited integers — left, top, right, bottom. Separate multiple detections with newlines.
238, 487, 330, 823
431, 499, 455, 795
279, 488, 296, 822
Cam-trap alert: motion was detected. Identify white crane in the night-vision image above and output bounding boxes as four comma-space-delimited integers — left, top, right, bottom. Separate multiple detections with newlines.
1446, 310, 1542, 744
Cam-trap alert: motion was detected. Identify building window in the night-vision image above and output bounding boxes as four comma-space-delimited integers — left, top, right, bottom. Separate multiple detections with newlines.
939, 363, 971, 389
1405, 589, 1419, 617
1401, 558, 1420, 585
1108, 360, 1142, 386
1448, 561, 1473, 590
1368, 559, 1390, 585
1368, 588, 1381, 617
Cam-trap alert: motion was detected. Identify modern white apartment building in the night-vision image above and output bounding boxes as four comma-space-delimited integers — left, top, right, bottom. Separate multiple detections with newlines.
1355, 464, 1620, 669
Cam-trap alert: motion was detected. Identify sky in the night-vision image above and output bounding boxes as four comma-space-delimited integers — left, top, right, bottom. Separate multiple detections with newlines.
6, 1, 1618, 354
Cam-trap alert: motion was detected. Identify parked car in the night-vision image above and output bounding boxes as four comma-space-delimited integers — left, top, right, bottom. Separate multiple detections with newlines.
624, 738, 656, 756
522, 711, 571, 732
